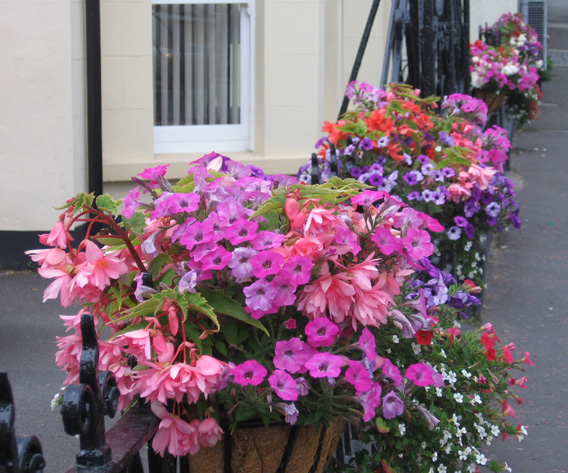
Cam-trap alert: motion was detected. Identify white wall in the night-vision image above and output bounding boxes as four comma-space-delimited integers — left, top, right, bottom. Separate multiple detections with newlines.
0, 0, 87, 231
470, 0, 518, 42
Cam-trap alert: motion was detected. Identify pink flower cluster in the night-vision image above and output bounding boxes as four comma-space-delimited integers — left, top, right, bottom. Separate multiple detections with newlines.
30, 154, 451, 457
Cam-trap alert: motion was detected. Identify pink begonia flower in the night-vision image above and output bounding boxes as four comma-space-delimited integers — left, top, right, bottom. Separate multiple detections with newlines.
304, 352, 344, 379
296, 268, 355, 322
346, 360, 372, 393
232, 360, 267, 386
467, 163, 497, 191
40, 220, 70, 248
273, 338, 310, 374
351, 283, 393, 327
192, 417, 224, 449
82, 240, 129, 290
405, 363, 436, 387
305, 318, 340, 348
269, 370, 299, 401
447, 183, 471, 202
502, 399, 517, 417
151, 402, 196, 457
401, 228, 434, 262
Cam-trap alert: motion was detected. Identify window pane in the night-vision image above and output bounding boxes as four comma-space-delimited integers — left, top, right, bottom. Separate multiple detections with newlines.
153, 3, 242, 126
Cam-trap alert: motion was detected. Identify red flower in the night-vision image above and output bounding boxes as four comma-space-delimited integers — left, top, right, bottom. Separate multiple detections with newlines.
416, 330, 434, 345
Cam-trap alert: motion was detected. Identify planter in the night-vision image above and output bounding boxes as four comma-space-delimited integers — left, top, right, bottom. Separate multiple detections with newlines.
472, 89, 506, 113
187, 419, 347, 473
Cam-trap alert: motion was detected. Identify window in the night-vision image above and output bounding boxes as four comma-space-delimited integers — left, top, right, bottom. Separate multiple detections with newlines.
152, 1, 253, 153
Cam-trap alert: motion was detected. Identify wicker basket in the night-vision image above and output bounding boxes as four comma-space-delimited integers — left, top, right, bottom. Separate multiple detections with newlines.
187, 419, 347, 473
473, 88, 506, 113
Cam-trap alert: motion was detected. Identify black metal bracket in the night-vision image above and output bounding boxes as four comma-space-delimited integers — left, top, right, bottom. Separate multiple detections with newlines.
0, 372, 46, 473
60, 313, 119, 470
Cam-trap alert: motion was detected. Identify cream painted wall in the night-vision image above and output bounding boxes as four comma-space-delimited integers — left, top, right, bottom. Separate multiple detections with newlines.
0, 0, 87, 231
470, 0, 518, 42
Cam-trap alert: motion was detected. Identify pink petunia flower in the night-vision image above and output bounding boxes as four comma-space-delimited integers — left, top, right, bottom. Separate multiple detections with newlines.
250, 250, 285, 278
304, 352, 344, 379
345, 360, 372, 393
273, 338, 310, 373
269, 370, 299, 401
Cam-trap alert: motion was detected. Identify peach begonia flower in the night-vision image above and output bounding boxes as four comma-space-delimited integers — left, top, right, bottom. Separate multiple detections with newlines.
467, 163, 497, 191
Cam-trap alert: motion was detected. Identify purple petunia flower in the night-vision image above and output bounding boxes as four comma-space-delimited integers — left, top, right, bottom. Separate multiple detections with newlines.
464, 200, 481, 217
228, 247, 257, 281
243, 278, 278, 312
454, 216, 468, 227
485, 201, 501, 218
360, 138, 374, 150
350, 166, 363, 178
368, 172, 384, 187
407, 191, 423, 201
447, 226, 462, 241
277, 402, 299, 425
441, 167, 455, 178
377, 136, 390, 148
464, 223, 475, 239
382, 391, 405, 419
403, 170, 424, 186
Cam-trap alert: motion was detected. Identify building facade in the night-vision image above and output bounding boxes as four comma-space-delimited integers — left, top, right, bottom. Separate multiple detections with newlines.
0, 0, 515, 268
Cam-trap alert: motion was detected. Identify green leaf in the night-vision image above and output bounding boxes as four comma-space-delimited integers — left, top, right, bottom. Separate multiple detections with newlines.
123, 213, 146, 234
96, 194, 119, 215
111, 320, 150, 338
182, 291, 220, 331
148, 253, 171, 279
95, 235, 128, 247
250, 196, 286, 219
199, 288, 269, 335
214, 341, 228, 357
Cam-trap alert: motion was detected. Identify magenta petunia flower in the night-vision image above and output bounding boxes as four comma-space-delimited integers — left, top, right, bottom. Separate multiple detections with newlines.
273, 338, 310, 373
232, 360, 267, 386
358, 328, 377, 361
371, 227, 401, 256
350, 190, 388, 207
304, 352, 343, 378
382, 391, 405, 419
269, 370, 299, 401
405, 362, 436, 387
225, 219, 259, 245
305, 318, 340, 348
270, 274, 298, 307
250, 250, 285, 278
346, 360, 372, 393
123, 187, 142, 219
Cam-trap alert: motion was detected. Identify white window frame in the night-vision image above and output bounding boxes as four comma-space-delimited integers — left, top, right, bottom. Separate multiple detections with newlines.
152, 0, 254, 154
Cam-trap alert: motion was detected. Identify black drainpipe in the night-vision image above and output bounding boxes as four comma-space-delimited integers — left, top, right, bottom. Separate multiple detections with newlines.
85, 0, 103, 197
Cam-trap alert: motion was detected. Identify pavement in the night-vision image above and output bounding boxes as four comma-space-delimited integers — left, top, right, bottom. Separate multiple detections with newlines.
1, 4, 568, 473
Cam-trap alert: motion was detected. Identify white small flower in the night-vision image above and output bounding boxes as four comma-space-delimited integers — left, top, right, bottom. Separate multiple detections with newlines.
491, 425, 500, 436
386, 348, 392, 354
451, 414, 461, 426
444, 444, 452, 454
437, 465, 447, 473
440, 349, 447, 358
458, 450, 468, 461
467, 463, 477, 473
476, 453, 488, 465
471, 394, 482, 405
50, 392, 61, 411
444, 370, 457, 386
503, 462, 513, 472
432, 451, 438, 462
412, 343, 422, 355
454, 393, 464, 403
436, 387, 443, 397
392, 335, 400, 343
399, 423, 406, 435
461, 369, 472, 379
421, 442, 428, 449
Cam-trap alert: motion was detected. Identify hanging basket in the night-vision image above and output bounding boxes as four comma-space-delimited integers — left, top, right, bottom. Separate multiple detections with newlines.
187, 418, 347, 473
472, 89, 506, 113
